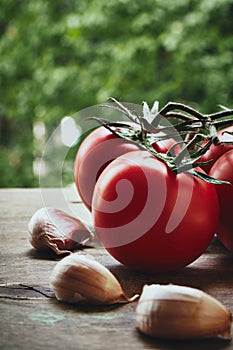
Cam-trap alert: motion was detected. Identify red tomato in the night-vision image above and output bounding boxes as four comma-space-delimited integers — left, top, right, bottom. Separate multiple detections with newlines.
209, 149, 233, 252
199, 126, 233, 173
92, 150, 219, 272
74, 125, 141, 211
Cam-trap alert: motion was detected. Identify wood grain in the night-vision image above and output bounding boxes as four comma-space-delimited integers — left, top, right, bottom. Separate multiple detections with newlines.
1, 188, 233, 350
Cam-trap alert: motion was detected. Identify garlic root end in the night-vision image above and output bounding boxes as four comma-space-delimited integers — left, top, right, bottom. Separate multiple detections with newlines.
40, 235, 71, 255
115, 293, 140, 304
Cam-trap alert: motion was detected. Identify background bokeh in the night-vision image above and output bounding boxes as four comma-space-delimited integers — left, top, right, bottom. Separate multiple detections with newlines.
1, 0, 233, 187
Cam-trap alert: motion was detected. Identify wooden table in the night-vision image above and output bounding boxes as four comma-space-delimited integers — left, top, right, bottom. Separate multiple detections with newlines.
1, 188, 233, 350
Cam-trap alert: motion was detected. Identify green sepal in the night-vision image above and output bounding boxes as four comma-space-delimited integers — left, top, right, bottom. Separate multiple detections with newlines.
189, 169, 231, 185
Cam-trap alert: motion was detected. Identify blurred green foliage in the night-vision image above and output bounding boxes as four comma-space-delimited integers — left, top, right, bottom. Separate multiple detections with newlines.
0, 0, 233, 187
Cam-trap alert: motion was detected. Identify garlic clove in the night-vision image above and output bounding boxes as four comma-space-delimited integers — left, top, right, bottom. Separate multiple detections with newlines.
28, 207, 94, 255
50, 253, 139, 305
136, 284, 232, 340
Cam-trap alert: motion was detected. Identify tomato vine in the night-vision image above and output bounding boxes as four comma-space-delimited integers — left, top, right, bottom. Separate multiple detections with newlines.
89, 97, 233, 185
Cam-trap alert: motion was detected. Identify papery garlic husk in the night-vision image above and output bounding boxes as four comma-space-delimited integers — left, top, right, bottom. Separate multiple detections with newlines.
50, 253, 139, 305
136, 284, 232, 340
28, 207, 94, 255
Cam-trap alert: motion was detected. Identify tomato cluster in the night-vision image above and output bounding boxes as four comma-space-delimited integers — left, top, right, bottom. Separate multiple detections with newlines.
75, 128, 232, 272
74, 99, 233, 272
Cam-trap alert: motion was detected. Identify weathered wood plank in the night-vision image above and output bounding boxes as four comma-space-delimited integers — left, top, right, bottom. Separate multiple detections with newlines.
1, 188, 233, 350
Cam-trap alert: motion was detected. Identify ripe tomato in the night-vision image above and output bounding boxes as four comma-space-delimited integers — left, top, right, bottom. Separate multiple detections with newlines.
74, 125, 141, 211
199, 126, 233, 173
92, 150, 219, 272
209, 149, 233, 252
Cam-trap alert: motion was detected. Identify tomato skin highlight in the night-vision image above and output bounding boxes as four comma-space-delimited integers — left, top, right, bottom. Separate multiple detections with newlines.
209, 149, 233, 252
199, 126, 233, 173
92, 150, 219, 272
74, 126, 141, 211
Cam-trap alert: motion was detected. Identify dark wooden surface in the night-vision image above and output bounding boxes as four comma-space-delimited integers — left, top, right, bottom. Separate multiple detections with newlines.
1, 188, 233, 350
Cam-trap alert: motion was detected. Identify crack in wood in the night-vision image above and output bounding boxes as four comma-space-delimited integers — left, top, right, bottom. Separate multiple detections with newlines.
0, 283, 55, 300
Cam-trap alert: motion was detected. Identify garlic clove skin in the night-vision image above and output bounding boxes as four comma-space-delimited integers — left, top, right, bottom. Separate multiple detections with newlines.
136, 284, 232, 340
50, 253, 139, 305
28, 207, 94, 255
